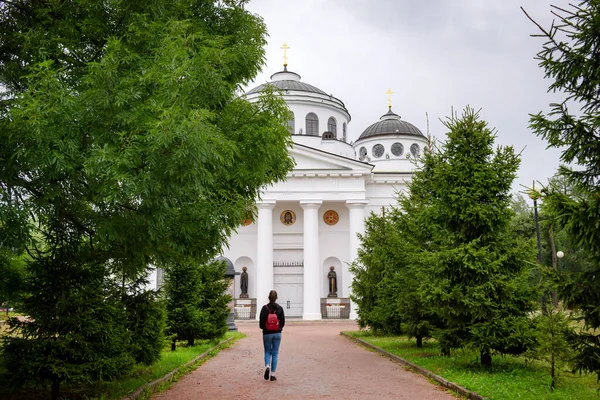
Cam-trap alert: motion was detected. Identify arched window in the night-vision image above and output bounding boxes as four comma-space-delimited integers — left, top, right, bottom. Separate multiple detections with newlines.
306, 113, 319, 136
287, 112, 295, 134
342, 122, 347, 142
327, 117, 337, 137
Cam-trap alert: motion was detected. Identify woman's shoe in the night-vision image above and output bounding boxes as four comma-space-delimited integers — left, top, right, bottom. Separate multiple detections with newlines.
270, 375, 277, 381
264, 367, 270, 380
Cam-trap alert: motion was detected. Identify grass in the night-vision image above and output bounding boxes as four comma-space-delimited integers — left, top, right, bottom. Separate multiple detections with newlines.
0, 332, 244, 400
346, 331, 599, 400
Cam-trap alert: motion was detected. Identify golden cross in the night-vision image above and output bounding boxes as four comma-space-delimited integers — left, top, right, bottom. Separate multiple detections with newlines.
386, 88, 393, 109
281, 42, 290, 67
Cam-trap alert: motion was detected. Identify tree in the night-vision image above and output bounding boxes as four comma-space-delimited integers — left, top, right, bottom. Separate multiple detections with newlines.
165, 259, 230, 346
122, 281, 166, 366
418, 107, 537, 366
351, 211, 404, 336
0, 1, 293, 397
524, 1, 600, 381
526, 308, 573, 391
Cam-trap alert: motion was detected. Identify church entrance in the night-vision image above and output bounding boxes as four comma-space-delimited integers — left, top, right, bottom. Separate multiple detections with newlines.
273, 266, 303, 317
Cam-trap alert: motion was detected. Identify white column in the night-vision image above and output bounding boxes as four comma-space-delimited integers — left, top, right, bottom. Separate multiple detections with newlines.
300, 200, 322, 320
255, 200, 276, 320
346, 200, 368, 320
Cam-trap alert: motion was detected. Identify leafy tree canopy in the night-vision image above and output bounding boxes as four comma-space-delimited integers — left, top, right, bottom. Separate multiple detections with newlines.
0, 0, 293, 396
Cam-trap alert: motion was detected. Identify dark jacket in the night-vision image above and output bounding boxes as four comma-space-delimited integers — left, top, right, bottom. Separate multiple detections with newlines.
259, 303, 285, 335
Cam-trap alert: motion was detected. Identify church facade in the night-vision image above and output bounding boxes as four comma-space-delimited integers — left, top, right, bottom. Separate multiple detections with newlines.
225, 65, 428, 320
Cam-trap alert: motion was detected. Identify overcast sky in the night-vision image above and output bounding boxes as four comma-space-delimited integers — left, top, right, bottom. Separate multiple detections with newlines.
244, 0, 573, 197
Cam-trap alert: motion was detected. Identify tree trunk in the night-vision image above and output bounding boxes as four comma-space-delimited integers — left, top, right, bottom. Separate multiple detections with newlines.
548, 225, 559, 307
551, 352, 556, 391
441, 346, 450, 356
416, 336, 423, 348
171, 340, 176, 351
188, 337, 195, 346
51, 379, 60, 400
480, 349, 492, 367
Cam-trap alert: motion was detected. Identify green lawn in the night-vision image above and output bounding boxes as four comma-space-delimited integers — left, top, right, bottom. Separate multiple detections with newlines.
0, 332, 244, 400
346, 331, 598, 400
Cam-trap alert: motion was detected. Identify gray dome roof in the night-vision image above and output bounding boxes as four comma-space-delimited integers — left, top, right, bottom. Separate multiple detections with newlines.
246, 79, 327, 96
358, 108, 424, 140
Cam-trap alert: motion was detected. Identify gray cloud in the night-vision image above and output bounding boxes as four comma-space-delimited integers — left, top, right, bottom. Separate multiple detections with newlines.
246, 0, 571, 196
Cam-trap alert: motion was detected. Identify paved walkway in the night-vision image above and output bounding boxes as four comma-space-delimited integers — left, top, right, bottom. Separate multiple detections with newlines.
151, 321, 455, 400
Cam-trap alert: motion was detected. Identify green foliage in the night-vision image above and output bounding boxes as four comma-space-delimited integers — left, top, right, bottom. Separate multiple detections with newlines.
350, 331, 599, 400
123, 284, 167, 366
1, 257, 134, 396
352, 108, 537, 362
350, 211, 403, 335
526, 308, 573, 391
0, 1, 293, 397
165, 259, 230, 346
413, 107, 537, 364
526, 0, 600, 381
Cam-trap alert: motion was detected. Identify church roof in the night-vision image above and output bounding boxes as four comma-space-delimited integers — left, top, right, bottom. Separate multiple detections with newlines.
246, 79, 328, 96
358, 108, 424, 140
246, 69, 328, 96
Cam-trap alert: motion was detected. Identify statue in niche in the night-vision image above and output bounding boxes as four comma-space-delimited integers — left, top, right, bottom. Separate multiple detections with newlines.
240, 266, 249, 298
327, 266, 337, 298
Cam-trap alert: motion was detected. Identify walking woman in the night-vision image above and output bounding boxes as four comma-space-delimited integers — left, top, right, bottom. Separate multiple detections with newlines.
259, 290, 285, 381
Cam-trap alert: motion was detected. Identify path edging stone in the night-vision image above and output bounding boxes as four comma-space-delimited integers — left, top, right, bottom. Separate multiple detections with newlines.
122, 336, 235, 400
341, 332, 484, 400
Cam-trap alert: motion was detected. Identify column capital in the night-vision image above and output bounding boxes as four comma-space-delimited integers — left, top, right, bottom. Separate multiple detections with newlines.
300, 200, 323, 209
256, 200, 276, 209
345, 199, 369, 209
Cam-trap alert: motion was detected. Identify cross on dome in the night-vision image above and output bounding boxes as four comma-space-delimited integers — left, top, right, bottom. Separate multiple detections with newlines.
386, 88, 393, 109
281, 42, 290, 68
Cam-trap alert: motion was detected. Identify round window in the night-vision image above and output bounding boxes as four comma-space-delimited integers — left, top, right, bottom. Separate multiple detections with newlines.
391, 142, 404, 156
359, 146, 367, 161
372, 144, 384, 158
410, 143, 420, 157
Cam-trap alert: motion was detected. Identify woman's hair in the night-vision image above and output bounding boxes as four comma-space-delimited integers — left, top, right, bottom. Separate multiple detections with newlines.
268, 290, 278, 304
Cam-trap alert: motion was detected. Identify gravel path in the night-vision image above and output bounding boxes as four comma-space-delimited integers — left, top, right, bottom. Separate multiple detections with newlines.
151, 321, 455, 400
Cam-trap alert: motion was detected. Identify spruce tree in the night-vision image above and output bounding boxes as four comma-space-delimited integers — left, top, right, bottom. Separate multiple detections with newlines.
420, 107, 536, 366
524, 1, 600, 380
165, 259, 229, 346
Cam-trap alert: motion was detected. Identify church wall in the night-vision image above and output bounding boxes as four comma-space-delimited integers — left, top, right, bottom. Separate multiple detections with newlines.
287, 101, 350, 140
226, 222, 257, 298
353, 135, 428, 172
267, 176, 367, 201
364, 181, 410, 215
292, 135, 354, 158
318, 203, 349, 297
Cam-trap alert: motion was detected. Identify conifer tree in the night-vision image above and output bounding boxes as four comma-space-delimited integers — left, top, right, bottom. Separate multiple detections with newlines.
524, 1, 600, 380
419, 107, 536, 366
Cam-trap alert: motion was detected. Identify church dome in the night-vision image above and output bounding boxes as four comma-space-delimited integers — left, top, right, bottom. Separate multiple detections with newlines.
358, 108, 424, 140
246, 70, 328, 96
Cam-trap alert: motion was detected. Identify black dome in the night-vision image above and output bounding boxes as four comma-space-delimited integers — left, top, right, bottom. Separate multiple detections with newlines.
358, 108, 424, 140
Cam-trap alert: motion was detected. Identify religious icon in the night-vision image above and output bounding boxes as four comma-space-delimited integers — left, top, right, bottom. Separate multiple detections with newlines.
280, 210, 296, 226
242, 218, 253, 226
323, 210, 339, 226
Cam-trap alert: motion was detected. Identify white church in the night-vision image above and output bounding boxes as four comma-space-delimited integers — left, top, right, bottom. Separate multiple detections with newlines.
222, 53, 429, 321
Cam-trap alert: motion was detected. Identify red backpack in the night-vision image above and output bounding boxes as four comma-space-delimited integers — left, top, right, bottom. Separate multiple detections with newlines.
265, 304, 280, 332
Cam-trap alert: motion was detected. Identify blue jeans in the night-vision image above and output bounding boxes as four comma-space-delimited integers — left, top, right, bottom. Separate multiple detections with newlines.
263, 332, 282, 373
